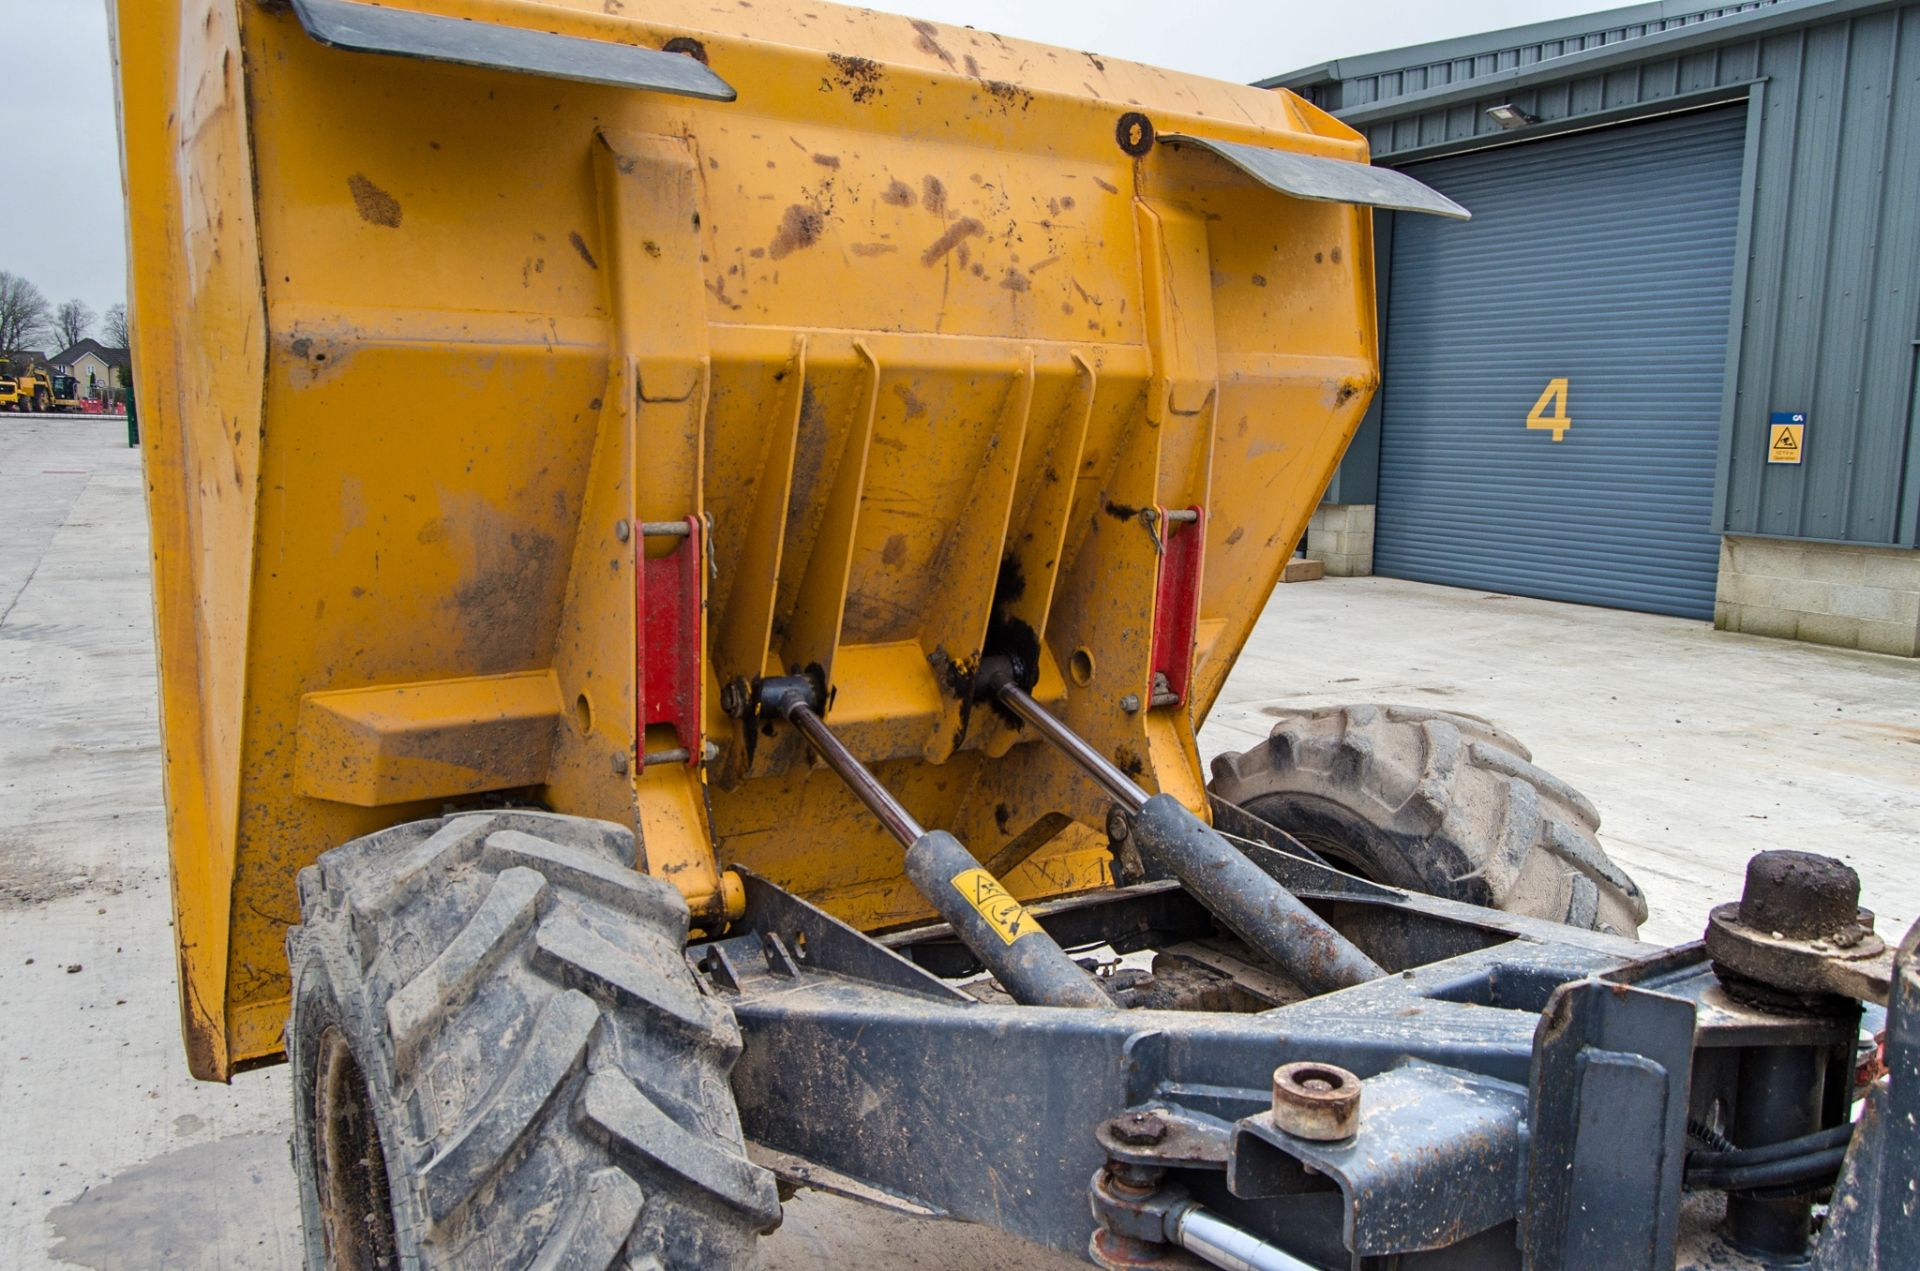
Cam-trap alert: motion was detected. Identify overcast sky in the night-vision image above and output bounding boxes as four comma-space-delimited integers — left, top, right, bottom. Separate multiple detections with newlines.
4, 0, 1617, 328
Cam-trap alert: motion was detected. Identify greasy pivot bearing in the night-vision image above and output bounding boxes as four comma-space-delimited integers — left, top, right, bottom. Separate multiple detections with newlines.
1737, 850, 1862, 938
1705, 849, 1893, 1010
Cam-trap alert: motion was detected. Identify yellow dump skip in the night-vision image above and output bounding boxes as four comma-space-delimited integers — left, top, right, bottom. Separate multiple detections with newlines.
116, 0, 1409, 1077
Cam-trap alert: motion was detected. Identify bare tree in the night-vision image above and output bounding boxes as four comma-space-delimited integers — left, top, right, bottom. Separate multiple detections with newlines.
102, 302, 130, 349
0, 272, 52, 353
53, 299, 95, 350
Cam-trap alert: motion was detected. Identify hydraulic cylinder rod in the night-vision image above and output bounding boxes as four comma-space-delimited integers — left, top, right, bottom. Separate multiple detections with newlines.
1167, 1201, 1319, 1271
990, 672, 1384, 995
767, 681, 1111, 1009
782, 701, 924, 845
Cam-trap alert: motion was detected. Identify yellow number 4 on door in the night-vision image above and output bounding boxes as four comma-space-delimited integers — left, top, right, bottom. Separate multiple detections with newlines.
1527, 378, 1573, 442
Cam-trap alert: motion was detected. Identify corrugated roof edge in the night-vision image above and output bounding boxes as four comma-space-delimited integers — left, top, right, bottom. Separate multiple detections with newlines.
1251, 0, 1804, 93
1257, 0, 1719, 89
1323, 0, 1894, 125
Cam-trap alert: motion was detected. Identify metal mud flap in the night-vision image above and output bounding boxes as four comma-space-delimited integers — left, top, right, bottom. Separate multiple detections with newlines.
290, 0, 738, 98
1158, 134, 1470, 220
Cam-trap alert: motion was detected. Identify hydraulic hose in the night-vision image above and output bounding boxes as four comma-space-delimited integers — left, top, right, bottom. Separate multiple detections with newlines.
1686, 1145, 1848, 1193
1685, 1121, 1856, 1174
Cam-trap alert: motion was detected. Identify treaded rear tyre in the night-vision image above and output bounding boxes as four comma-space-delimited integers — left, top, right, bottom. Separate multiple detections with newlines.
287, 810, 780, 1269
1209, 704, 1647, 936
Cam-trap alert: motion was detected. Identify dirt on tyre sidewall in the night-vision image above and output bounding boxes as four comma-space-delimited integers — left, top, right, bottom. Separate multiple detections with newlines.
1209, 704, 1647, 936
286, 809, 780, 1270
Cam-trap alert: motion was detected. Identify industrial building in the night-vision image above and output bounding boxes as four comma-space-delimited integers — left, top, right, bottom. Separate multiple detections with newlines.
1273, 0, 1920, 656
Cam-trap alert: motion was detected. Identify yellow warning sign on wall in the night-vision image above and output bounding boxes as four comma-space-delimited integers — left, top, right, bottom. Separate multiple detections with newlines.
1769, 423, 1805, 464
1768, 412, 1807, 464
950, 868, 1042, 945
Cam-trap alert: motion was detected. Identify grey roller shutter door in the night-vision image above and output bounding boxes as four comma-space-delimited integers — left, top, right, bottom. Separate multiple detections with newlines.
1374, 105, 1745, 620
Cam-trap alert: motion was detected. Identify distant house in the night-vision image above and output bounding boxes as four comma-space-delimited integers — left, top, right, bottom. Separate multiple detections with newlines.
51, 338, 131, 399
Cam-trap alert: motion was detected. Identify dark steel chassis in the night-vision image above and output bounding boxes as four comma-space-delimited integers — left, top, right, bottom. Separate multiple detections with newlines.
691, 840, 1919, 1270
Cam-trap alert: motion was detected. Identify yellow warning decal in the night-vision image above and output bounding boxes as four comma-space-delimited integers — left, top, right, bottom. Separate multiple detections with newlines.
950, 868, 1043, 945
1769, 422, 1805, 464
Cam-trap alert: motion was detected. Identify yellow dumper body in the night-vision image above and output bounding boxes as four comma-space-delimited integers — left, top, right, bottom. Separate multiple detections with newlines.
0, 359, 54, 411
116, 0, 1402, 1078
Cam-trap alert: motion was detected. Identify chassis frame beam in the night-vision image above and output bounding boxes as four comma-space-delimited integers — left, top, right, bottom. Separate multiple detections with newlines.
702, 867, 1886, 1268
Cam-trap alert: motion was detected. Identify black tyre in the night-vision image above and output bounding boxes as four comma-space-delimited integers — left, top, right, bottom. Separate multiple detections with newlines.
1209, 704, 1646, 936
287, 810, 780, 1269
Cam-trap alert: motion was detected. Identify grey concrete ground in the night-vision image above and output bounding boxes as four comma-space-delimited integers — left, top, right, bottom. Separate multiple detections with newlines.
2, 417, 1915, 1268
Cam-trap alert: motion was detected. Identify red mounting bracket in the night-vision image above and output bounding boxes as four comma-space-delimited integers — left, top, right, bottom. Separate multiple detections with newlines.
636, 516, 704, 767
1147, 505, 1205, 709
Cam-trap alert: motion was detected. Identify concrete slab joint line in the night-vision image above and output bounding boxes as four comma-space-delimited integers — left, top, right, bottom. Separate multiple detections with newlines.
4, 419, 1918, 1269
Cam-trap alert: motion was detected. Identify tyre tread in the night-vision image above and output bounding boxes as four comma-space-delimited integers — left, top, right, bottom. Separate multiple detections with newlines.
421, 989, 600, 1225
579, 1071, 782, 1226
1210, 703, 1646, 933
386, 866, 547, 1070
532, 910, 738, 1056
287, 812, 774, 1270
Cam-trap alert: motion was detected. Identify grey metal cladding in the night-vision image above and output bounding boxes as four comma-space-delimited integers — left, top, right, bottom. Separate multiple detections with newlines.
1158, 136, 1471, 219
290, 0, 739, 101
1354, 35, 1764, 163
1372, 107, 1747, 619
1722, 7, 1920, 544
1277, 0, 1859, 144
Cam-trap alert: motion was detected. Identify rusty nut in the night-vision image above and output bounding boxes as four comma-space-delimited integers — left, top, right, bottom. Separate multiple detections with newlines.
1271, 1061, 1361, 1141
1107, 1110, 1168, 1147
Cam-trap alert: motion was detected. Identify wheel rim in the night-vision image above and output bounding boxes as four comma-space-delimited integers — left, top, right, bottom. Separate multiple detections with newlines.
1240, 794, 1389, 885
313, 1025, 399, 1268
1291, 831, 1374, 878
